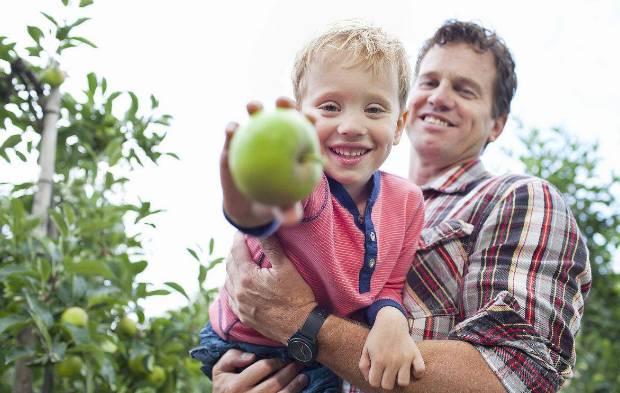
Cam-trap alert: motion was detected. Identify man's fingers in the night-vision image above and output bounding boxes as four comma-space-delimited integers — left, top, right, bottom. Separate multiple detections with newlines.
237, 358, 286, 389
251, 362, 305, 393
279, 373, 309, 393
212, 349, 256, 375
258, 235, 286, 267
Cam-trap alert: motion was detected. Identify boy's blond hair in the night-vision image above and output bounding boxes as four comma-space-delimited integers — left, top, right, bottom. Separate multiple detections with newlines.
292, 20, 411, 110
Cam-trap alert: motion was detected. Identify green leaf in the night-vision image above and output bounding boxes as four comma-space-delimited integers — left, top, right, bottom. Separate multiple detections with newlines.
209, 238, 215, 255
79, 0, 94, 7
129, 260, 148, 274
14, 150, 27, 162
150, 94, 159, 109
186, 248, 200, 262
127, 91, 138, 120
24, 292, 53, 352
198, 265, 207, 286
70, 36, 97, 48
69, 17, 91, 29
1, 134, 21, 149
61, 0, 69, 5
0, 315, 30, 335
41, 12, 59, 27
145, 289, 170, 297
66, 260, 115, 279
165, 152, 180, 160
87, 72, 97, 95
0, 265, 32, 280
50, 209, 69, 237
104, 137, 123, 166
27, 26, 44, 44
37, 257, 52, 282
164, 281, 189, 300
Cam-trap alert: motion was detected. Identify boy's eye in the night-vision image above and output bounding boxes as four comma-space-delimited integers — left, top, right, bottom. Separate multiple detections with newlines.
418, 79, 437, 88
319, 103, 339, 112
366, 105, 385, 114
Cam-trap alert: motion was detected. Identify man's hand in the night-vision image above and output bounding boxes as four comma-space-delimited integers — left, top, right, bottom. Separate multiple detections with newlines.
212, 349, 308, 393
359, 307, 425, 390
224, 231, 317, 343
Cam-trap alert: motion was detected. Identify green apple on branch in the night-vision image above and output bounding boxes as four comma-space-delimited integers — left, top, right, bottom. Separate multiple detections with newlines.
60, 307, 88, 327
228, 108, 323, 206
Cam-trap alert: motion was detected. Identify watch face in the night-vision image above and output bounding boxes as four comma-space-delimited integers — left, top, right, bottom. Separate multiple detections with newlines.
288, 338, 314, 363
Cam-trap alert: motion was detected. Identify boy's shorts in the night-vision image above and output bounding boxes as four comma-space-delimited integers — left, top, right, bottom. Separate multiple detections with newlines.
189, 322, 340, 393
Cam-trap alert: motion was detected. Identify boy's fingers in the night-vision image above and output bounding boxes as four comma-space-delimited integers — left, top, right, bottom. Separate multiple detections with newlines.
397, 363, 411, 387
368, 363, 384, 388
224, 121, 238, 141
272, 203, 303, 226
358, 348, 371, 381
247, 100, 264, 115
275, 96, 296, 109
412, 351, 426, 379
380, 366, 397, 390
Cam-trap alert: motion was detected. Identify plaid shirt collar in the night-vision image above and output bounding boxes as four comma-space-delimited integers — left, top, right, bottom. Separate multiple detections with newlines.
420, 159, 490, 194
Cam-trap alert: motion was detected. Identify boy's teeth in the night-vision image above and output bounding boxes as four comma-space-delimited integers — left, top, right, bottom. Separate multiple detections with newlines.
425, 116, 449, 126
333, 147, 368, 157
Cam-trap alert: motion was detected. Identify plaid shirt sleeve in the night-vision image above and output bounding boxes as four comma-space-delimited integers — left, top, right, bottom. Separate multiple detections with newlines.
449, 178, 591, 393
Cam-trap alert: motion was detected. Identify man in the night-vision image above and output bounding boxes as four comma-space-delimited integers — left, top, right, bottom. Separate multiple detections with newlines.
211, 20, 592, 393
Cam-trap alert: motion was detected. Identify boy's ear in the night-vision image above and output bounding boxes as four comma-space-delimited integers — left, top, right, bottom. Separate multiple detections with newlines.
393, 110, 408, 145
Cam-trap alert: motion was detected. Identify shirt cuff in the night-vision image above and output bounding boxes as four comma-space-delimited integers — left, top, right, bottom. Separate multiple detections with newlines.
448, 291, 563, 393
223, 210, 280, 238
366, 299, 405, 325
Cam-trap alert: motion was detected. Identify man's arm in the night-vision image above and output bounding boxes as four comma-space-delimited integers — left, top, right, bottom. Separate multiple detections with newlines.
224, 233, 505, 393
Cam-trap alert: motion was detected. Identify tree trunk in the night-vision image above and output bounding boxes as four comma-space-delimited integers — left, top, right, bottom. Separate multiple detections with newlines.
13, 87, 62, 393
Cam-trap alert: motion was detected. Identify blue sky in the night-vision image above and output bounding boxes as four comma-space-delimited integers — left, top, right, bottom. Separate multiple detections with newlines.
3, 0, 619, 315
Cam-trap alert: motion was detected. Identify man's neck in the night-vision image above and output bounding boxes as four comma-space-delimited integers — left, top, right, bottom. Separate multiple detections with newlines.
409, 154, 477, 186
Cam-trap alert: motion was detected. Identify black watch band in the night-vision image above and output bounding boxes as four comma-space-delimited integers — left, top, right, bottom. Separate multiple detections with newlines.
286, 306, 329, 364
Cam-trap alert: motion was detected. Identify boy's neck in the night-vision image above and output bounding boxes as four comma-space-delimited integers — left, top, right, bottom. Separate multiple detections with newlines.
343, 181, 371, 214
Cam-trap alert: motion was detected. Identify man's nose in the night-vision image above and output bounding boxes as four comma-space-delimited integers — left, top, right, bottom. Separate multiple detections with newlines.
428, 83, 455, 110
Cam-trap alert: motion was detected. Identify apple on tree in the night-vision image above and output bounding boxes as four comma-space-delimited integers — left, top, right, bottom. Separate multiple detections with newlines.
60, 307, 88, 327
228, 108, 323, 206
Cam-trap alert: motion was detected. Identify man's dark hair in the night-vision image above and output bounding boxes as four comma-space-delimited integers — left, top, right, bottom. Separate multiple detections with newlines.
415, 20, 517, 119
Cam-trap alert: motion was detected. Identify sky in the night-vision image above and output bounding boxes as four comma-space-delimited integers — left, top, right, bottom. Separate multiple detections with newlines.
2, 0, 620, 315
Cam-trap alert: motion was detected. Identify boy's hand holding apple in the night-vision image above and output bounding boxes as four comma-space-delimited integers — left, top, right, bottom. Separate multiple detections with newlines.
221, 97, 322, 228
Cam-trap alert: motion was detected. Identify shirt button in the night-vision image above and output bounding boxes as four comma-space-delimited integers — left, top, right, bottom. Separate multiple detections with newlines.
370, 231, 376, 241
368, 258, 376, 268
357, 216, 364, 225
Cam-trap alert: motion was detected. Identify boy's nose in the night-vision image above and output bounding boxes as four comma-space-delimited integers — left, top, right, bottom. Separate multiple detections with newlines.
337, 113, 367, 136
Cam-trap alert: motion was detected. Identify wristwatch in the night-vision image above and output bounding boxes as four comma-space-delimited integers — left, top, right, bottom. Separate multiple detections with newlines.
286, 306, 329, 364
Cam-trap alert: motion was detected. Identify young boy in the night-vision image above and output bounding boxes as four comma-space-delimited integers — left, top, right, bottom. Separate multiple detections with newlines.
191, 20, 425, 392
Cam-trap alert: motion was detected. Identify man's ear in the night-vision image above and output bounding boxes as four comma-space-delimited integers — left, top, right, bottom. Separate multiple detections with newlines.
393, 110, 408, 145
488, 113, 507, 143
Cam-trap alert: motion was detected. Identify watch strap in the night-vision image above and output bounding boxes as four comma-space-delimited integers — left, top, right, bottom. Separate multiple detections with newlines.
298, 306, 329, 341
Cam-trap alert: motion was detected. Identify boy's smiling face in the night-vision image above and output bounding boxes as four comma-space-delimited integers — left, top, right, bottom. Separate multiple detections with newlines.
299, 53, 407, 201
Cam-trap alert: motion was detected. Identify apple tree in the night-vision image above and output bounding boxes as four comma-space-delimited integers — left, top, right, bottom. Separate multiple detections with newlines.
0, 1, 219, 392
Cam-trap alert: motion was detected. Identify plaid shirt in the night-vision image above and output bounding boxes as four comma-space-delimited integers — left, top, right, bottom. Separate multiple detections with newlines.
343, 160, 591, 393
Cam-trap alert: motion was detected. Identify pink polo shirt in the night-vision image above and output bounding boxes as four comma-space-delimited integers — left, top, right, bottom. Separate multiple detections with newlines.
210, 171, 424, 346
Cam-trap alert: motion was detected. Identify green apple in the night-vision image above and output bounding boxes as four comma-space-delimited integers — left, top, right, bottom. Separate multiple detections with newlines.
228, 108, 323, 205
128, 354, 153, 374
147, 365, 167, 387
118, 316, 138, 337
40, 67, 65, 88
60, 307, 88, 327
56, 355, 83, 378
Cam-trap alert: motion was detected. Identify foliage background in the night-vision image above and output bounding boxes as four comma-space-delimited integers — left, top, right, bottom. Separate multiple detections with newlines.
1, 1, 619, 392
